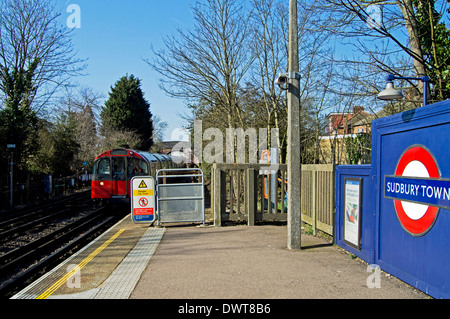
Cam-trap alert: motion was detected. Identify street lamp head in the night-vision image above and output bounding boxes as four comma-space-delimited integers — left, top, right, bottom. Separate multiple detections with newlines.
377, 81, 403, 101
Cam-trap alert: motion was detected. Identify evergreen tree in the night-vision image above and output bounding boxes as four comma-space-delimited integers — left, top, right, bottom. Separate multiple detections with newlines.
50, 111, 80, 176
0, 58, 40, 177
413, 0, 450, 101
100, 75, 153, 150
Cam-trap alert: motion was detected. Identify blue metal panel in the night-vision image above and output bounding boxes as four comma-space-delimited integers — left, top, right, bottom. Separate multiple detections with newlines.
335, 165, 375, 264
372, 100, 450, 299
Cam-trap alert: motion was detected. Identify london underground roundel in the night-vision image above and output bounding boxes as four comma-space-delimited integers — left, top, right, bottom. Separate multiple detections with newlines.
384, 145, 450, 236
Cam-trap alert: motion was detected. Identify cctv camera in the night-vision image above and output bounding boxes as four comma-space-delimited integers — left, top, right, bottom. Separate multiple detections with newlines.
275, 73, 288, 89
275, 73, 287, 85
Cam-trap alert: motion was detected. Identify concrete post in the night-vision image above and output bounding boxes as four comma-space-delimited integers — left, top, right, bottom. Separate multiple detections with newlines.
246, 168, 256, 226
213, 164, 226, 226
287, 0, 302, 249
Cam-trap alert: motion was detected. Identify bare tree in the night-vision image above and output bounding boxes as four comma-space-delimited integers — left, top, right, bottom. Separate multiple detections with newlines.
151, 115, 168, 144
147, 0, 254, 130
311, 0, 450, 103
98, 126, 142, 153
61, 88, 103, 171
250, 0, 338, 164
250, 0, 288, 161
0, 0, 85, 114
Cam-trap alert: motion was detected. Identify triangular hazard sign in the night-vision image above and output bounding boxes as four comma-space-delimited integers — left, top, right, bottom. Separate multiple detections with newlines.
138, 180, 147, 188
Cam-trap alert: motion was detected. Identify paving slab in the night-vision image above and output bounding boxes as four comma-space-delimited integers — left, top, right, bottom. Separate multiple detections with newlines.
130, 225, 427, 299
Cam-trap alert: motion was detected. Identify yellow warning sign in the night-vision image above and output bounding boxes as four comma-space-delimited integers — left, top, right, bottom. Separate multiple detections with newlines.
131, 176, 155, 224
138, 180, 147, 188
133, 189, 153, 196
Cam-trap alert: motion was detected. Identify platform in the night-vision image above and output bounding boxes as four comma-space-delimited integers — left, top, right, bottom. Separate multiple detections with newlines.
12, 215, 165, 299
12, 215, 427, 300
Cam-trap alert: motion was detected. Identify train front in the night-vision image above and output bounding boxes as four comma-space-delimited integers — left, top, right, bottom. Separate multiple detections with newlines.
91, 149, 150, 202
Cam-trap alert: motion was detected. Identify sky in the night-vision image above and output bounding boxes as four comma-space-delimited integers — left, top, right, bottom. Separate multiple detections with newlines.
52, 1, 449, 141
55, 0, 196, 141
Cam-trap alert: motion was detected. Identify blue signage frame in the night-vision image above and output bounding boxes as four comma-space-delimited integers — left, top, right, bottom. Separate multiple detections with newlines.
371, 99, 450, 299
336, 99, 450, 299
335, 165, 375, 264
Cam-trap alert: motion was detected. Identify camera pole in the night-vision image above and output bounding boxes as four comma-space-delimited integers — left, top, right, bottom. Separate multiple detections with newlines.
287, 0, 301, 249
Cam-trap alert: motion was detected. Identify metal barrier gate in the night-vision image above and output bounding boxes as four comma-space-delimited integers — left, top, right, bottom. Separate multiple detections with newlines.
156, 168, 205, 226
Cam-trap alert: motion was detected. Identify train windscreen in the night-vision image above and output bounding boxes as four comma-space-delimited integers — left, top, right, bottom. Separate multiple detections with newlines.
127, 157, 149, 178
93, 157, 111, 180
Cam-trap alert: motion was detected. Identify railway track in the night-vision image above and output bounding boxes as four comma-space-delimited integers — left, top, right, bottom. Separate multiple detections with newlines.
0, 191, 127, 298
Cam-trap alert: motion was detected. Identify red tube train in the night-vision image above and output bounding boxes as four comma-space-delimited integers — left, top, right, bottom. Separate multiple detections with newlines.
91, 148, 178, 202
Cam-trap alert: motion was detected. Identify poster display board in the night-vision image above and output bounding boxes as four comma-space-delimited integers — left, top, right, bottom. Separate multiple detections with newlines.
343, 178, 362, 249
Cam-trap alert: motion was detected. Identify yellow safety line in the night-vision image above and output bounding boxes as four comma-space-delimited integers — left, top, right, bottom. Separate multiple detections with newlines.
36, 228, 126, 299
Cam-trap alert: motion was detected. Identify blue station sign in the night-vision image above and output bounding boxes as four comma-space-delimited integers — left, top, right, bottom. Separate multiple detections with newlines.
385, 176, 450, 209
384, 145, 446, 237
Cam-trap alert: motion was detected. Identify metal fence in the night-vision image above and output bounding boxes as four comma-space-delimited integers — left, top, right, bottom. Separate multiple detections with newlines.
0, 173, 92, 210
156, 168, 205, 225
212, 163, 335, 236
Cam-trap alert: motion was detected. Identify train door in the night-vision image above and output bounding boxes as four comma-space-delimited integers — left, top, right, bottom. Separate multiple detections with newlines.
91, 157, 112, 199
112, 157, 127, 197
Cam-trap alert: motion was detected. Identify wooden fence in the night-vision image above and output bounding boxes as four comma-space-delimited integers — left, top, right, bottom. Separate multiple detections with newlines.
300, 164, 335, 236
212, 163, 335, 236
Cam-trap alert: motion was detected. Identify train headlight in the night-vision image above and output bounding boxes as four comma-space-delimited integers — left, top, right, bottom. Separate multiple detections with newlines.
100, 182, 104, 186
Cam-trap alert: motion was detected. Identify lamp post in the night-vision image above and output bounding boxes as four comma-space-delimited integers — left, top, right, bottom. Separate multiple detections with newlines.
7, 143, 15, 209
377, 74, 430, 106
275, 0, 301, 250
287, 0, 301, 250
